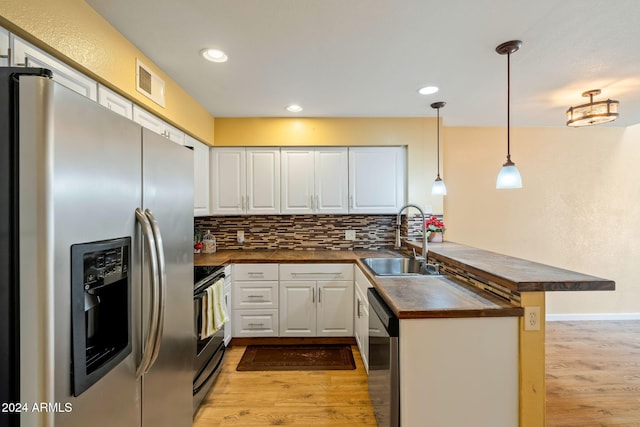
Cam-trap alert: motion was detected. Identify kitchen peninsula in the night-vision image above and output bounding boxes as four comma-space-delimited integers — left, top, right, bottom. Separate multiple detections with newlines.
195, 241, 614, 426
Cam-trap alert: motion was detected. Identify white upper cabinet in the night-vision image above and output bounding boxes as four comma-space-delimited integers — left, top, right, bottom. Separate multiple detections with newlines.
0, 27, 9, 67
210, 148, 246, 215
348, 146, 406, 214
281, 147, 348, 214
184, 135, 210, 216
97, 85, 133, 120
133, 105, 184, 145
246, 149, 280, 214
281, 149, 315, 213
210, 147, 280, 215
11, 36, 98, 101
316, 148, 349, 213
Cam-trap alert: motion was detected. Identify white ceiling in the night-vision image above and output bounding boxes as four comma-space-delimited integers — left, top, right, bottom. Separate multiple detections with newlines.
86, 0, 640, 127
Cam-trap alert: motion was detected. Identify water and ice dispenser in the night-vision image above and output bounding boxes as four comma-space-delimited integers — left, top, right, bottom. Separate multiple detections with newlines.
71, 237, 131, 396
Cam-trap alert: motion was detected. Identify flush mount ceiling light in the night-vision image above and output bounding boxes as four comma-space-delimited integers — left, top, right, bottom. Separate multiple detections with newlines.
495, 40, 523, 190
286, 104, 303, 113
431, 102, 447, 196
566, 89, 619, 127
200, 48, 228, 63
418, 86, 439, 95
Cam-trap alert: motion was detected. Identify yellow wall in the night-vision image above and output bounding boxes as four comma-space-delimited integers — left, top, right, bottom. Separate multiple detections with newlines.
443, 124, 640, 315
214, 117, 445, 214
0, 0, 215, 144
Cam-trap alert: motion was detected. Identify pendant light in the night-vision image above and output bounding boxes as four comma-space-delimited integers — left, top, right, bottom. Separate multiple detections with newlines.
431, 102, 447, 195
495, 40, 523, 189
566, 89, 619, 127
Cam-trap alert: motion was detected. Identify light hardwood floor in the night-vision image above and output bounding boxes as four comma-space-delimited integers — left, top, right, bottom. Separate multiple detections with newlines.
193, 345, 377, 426
194, 321, 640, 426
546, 320, 640, 427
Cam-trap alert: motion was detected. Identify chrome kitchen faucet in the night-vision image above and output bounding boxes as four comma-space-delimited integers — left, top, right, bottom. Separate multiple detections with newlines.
395, 204, 427, 261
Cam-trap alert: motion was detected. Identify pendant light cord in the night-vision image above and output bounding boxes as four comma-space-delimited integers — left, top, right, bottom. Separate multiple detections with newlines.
436, 106, 441, 177
506, 50, 511, 162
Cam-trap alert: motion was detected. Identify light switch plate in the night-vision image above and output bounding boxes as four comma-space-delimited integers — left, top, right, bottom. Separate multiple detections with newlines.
237, 230, 245, 243
345, 230, 356, 241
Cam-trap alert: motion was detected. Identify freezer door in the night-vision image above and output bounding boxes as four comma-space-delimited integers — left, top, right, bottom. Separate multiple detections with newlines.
140, 129, 194, 427
18, 77, 141, 426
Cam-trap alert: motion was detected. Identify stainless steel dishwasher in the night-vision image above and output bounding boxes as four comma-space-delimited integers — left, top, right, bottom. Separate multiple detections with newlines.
368, 288, 399, 427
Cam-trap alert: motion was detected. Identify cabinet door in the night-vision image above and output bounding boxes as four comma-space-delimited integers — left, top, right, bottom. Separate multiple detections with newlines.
281, 148, 315, 214
223, 273, 232, 345
133, 105, 165, 136
184, 135, 210, 216
210, 148, 245, 215
317, 280, 354, 336
315, 148, 348, 214
98, 85, 133, 119
348, 147, 406, 214
354, 284, 369, 373
279, 281, 316, 337
246, 148, 280, 214
0, 27, 9, 67
11, 36, 98, 101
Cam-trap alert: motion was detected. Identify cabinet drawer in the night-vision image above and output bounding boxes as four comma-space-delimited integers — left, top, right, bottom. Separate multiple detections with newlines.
234, 263, 279, 281
233, 310, 279, 337
233, 281, 278, 309
279, 263, 353, 281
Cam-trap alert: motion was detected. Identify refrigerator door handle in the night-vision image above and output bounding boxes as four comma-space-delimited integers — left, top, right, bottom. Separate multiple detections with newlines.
135, 208, 160, 378
145, 209, 167, 370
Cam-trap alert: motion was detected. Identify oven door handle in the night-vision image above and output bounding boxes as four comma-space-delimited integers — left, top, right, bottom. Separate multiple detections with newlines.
145, 209, 166, 372
135, 208, 160, 378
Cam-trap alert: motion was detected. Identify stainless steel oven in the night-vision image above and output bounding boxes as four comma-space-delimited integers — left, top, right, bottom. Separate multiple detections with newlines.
193, 266, 226, 414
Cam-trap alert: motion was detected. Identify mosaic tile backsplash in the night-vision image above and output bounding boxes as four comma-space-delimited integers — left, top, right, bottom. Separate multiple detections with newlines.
194, 214, 436, 251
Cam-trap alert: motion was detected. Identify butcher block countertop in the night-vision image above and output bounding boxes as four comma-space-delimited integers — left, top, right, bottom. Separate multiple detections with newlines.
194, 248, 522, 319
416, 241, 616, 292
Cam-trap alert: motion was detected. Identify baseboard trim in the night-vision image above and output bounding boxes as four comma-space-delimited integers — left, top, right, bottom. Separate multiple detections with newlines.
546, 313, 640, 321
229, 337, 357, 347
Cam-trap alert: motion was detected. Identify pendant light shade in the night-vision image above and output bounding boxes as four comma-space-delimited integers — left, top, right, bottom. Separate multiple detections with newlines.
431, 101, 447, 195
495, 40, 523, 190
566, 89, 619, 127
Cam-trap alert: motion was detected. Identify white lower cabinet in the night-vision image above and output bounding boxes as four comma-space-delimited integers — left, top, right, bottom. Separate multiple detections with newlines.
232, 264, 279, 337
223, 266, 232, 346
354, 267, 374, 372
279, 264, 354, 337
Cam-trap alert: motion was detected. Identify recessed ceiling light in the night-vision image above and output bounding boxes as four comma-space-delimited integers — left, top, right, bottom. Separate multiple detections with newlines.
418, 86, 439, 95
200, 48, 228, 63
286, 104, 303, 113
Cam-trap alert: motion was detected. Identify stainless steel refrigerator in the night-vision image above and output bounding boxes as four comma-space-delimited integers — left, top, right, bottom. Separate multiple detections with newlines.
0, 68, 194, 427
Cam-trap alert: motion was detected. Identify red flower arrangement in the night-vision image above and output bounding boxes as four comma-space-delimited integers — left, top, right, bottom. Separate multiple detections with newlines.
425, 216, 445, 232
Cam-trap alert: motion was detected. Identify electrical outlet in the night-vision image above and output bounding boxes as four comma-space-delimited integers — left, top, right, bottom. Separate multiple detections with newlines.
345, 230, 356, 241
524, 306, 541, 331
237, 230, 245, 243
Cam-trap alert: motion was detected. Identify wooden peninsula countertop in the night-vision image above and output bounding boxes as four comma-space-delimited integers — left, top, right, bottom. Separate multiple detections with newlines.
194, 242, 614, 318
417, 241, 616, 292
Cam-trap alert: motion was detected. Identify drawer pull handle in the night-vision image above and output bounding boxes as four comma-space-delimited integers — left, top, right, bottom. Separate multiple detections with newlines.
291, 272, 342, 276
247, 295, 264, 299
248, 323, 266, 329
247, 272, 264, 275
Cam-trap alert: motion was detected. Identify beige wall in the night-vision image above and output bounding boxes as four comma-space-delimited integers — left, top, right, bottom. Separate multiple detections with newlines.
0, 0, 215, 144
443, 124, 640, 315
215, 117, 445, 214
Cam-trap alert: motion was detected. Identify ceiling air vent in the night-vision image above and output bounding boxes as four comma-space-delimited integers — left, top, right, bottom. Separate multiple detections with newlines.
136, 59, 166, 107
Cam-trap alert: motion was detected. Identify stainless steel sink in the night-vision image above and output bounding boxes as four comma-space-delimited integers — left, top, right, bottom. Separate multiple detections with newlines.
360, 257, 441, 276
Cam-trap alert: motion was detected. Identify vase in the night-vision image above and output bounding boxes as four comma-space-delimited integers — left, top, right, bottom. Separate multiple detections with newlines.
428, 231, 443, 243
